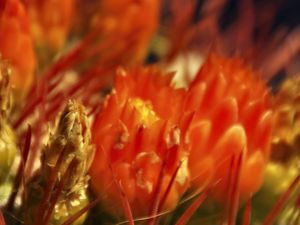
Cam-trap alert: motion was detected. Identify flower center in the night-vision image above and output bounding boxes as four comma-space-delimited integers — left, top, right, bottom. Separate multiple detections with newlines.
128, 98, 158, 126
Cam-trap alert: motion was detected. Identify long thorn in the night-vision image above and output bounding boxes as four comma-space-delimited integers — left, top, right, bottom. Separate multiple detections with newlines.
242, 198, 252, 225
147, 152, 169, 225
228, 152, 243, 225
0, 210, 5, 225
34, 146, 68, 225
175, 191, 208, 225
105, 148, 135, 225
262, 172, 300, 225
42, 158, 77, 225
60, 198, 100, 225
158, 161, 182, 213
5, 125, 31, 211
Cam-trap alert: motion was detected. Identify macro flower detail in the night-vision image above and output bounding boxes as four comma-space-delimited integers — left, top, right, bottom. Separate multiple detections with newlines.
186, 54, 274, 199
25, 100, 94, 225
90, 68, 192, 217
90, 55, 275, 218
0, 0, 36, 95
0, 1, 299, 225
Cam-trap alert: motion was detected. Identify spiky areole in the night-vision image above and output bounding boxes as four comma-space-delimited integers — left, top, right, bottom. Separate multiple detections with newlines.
0, 0, 36, 96
90, 67, 192, 217
186, 54, 274, 200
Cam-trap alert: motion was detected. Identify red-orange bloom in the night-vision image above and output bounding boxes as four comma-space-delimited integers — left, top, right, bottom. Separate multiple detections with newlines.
90, 68, 192, 216
93, 0, 160, 64
186, 54, 273, 199
28, 0, 75, 50
90, 54, 274, 218
0, 0, 36, 95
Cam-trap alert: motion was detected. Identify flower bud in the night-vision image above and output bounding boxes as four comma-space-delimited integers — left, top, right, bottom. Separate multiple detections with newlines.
25, 100, 94, 225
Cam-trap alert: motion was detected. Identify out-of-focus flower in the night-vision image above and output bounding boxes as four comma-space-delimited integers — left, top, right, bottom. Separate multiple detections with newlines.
257, 75, 300, 224
25, 100, 94, 225
0, 0, 36, 96
252, 158, 300, 224
186, 54, 274, 199
92, 0, 160, 65
28, 0, 75, 51
264, 161, 299, 196
0, 59, 17, 186
90, 67, 191, 217
272, 75, 300, 162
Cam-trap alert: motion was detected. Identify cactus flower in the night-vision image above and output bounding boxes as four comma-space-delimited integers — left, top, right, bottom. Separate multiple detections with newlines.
90, 68, 191, 217
0, 0, 36, 96
92, 0, 160, 64
186, 54, 274, 199
90, 54, 274, 218
28, 0, 75, 50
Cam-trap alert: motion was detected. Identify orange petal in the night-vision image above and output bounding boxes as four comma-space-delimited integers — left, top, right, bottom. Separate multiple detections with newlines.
253, 110, 273, 156
212, 125, 247, 161
190, 156, 214, 189
189, 120, 211, 160
185, 82, 206, 113
210, 97, 238, 143
240, 151, 265, 198
241, 100, 264, 141
0, 18, 21, 58
201, 72, 227, 110
114, 162, 136, 202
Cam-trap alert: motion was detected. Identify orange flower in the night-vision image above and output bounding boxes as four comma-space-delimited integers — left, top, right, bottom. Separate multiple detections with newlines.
186, 54, 274, 199
93, 0, 160, 64
90, 54, 274, 218
0, 0, 36, 95
28, 0, 75, 50
90, 68, 191, 216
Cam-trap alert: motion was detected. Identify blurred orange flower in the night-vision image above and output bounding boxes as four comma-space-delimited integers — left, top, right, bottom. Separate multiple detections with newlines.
186, 54, 274, 199
0, 0, 36, 95
92, 0, 160, 64
28, 0, 75, 50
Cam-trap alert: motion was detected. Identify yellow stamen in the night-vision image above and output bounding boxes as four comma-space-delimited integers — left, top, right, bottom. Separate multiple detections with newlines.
129, 98, 158, 126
